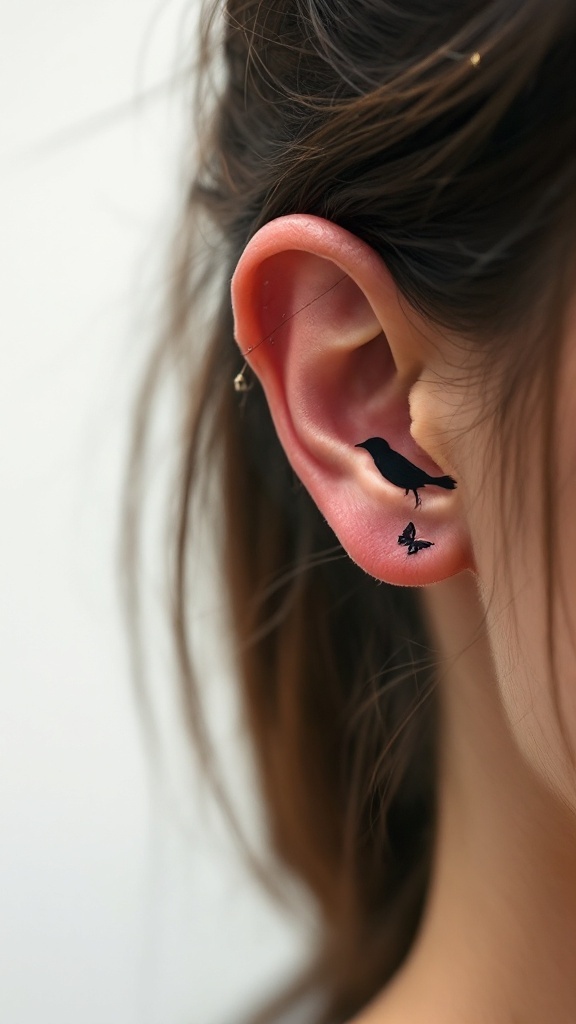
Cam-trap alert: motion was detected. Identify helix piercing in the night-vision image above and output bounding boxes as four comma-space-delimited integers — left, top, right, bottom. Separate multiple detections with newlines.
233, 362, 254, 392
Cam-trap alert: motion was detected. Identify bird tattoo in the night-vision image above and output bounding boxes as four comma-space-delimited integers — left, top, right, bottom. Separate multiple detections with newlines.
398, 521, 434, 555
355, 437, 456, 508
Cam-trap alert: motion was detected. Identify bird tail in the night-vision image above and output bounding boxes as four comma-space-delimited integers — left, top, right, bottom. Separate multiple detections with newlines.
435, 475, 457, 490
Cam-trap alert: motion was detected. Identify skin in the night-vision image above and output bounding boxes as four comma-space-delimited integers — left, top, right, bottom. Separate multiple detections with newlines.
353, 573, 576, 1024
366, 286, 576, 1024
232, 216, 576, 1024
362, 297, 576, 1023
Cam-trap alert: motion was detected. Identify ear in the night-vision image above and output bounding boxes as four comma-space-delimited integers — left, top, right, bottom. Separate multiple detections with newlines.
231, 215, 474, 586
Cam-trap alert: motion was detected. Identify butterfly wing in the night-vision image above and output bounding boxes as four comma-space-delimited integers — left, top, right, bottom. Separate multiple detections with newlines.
398, 521, 416, 546
408, 538, 434, 554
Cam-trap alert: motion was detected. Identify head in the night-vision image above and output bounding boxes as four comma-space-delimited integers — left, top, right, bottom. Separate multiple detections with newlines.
127, 0, 576, 1021
354, 440, 390, 455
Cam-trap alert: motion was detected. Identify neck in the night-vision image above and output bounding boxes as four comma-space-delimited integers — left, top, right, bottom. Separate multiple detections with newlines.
362, 572, 576, 1024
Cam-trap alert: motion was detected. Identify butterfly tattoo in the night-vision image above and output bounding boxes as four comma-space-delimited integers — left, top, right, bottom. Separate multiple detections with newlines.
398, 521, 434, 555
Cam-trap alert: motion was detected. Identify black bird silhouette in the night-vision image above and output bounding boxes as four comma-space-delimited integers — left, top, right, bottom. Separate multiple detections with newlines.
355, 437, 456, 508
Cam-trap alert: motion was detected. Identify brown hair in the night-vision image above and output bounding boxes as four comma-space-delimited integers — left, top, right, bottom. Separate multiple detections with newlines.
124, 2, 576, 1022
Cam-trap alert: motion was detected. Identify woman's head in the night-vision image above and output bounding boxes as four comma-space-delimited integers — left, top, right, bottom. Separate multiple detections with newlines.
129, 1, 576, 1020
222, 0, 576, 802
230, 207, 574, 790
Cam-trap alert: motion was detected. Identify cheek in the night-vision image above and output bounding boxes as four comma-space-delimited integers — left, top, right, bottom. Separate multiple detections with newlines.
468, 319, 576, 809
412, 321, 576, 806
469, 443, 573, 807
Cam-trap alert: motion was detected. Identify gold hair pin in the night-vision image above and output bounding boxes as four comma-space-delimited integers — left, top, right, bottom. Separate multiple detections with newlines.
444, 48, 482, 67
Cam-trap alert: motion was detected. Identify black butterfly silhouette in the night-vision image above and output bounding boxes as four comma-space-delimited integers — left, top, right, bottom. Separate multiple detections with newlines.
398, 521, 434, 555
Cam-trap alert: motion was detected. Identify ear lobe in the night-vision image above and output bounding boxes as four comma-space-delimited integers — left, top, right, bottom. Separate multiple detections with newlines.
232, 215, 474, 585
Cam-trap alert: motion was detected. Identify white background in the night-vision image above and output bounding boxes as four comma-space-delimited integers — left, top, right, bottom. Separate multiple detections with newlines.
0, 3, 314, 1022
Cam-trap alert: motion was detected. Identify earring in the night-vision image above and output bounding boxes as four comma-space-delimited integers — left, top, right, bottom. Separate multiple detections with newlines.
233, 362, 254, 392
